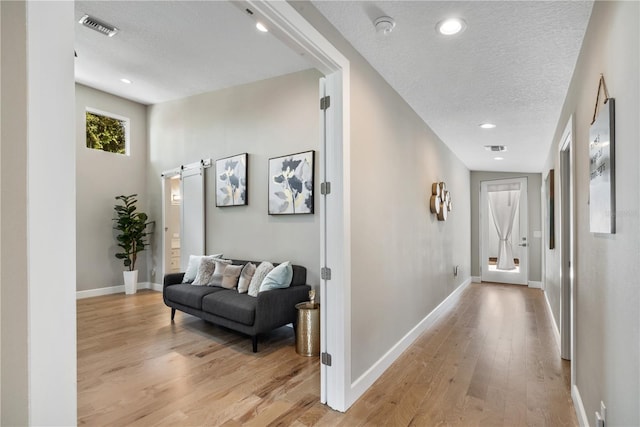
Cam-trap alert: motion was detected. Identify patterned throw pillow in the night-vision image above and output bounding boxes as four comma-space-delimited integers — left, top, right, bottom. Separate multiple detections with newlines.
221, 264, 243, 289
182, 254, 222, 283
207, 259, 233, 287
191, 257, 217, 286
248, 262, 274, 297
237, 262, 256, 294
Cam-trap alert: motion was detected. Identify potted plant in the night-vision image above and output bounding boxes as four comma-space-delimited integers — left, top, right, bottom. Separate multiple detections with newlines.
113, 194, 150, 294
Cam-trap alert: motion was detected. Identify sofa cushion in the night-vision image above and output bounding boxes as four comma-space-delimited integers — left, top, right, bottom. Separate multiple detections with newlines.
165, 284, 224, 309
192, 257, 217, 286
202, 291, 257, 326
259, 261, 292, 292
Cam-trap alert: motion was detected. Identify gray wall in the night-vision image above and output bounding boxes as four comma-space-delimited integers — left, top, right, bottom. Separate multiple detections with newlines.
75, 84, 149, 291
470, 172, 542, 282
543, 1, 639, 425
146, 69, 322, 287
293, 2, 471, 382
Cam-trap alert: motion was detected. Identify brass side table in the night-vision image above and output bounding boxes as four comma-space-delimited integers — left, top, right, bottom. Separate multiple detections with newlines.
295, 302, 320, 356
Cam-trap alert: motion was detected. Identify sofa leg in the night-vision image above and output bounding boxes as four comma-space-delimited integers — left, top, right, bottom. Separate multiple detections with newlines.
170, 308, 176, 321
252, 336, 258, 353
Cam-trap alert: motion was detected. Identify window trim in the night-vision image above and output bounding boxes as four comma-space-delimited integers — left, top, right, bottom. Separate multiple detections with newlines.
85, 107, 131, 156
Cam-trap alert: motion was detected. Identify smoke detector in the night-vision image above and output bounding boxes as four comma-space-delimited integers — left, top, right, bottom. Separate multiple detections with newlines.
374, 16, 396, 35
484, 145, 507, 152
78, 15, 119, 37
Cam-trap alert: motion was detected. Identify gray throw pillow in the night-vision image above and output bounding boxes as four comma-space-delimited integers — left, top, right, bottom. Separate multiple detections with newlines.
237, 262, 256, 294
248, 262, 274, 297
182, 253, 222, 283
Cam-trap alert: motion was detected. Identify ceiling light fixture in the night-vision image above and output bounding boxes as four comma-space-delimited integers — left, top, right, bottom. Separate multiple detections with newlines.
436, 18, 466, 36
480, 123, 496, 129
120, 78, 132, 84
78, 14, 119, 37
256, 22, 268, 33
484, 145, 507, 152
494, 157, 504, 161
374, 16, 396, 35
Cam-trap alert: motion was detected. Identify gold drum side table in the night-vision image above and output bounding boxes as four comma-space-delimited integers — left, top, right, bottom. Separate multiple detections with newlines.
295, 302, 320, 356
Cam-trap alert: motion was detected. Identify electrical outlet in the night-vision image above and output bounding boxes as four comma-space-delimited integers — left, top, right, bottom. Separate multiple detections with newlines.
600, 401, 606, 423
595, 411, 604, 427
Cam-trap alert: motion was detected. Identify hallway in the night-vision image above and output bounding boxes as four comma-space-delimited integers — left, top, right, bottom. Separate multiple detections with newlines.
333, 282, 576, 426
77, 283, 576, 426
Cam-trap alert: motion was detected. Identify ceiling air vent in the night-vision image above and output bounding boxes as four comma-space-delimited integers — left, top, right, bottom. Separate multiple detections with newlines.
484, 145, 507, 152
78, 15, 119, 37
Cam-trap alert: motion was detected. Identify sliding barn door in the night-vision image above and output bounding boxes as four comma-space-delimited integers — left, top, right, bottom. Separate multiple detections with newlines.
180, 163, 205, 270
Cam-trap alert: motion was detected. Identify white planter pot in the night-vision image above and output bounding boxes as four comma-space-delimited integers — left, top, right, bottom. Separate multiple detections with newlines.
123, 270, 138, 295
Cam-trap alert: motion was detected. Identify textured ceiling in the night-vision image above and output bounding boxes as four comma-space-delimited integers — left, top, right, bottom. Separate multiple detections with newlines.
74, 1, 311, 105
312, 1, 593, 172
75, 0, 593, 173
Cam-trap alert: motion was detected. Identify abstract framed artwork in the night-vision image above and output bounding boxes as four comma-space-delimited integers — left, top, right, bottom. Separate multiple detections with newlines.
268, 150, 314, 215
215, 153, 248, 207
589, 99, 615, 233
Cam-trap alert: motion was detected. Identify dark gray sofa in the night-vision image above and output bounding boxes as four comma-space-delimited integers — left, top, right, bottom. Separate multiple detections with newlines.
163, 259, 311, 352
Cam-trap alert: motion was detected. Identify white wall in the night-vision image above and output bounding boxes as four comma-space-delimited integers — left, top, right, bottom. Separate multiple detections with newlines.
292, 2, 471, 383
470, 172, 543, 282
543, 2, 639, 425
147, 69, 322, 286
2, 1, 77, 424
76, 84, 149, 291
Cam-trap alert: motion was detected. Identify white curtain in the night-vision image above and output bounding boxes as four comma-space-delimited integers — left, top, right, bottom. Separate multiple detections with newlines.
487, 183, 521, 270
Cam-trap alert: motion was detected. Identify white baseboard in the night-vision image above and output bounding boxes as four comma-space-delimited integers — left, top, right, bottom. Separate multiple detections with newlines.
543, 290, 561, 351
528, 280, 543, 289
572, 384, 589, 427
76, 282, 163, 299
349, 277, 472, 403
471, 276, 481, 283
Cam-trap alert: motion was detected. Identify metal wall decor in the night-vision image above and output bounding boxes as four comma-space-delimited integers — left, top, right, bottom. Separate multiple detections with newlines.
430, 181, 452, 221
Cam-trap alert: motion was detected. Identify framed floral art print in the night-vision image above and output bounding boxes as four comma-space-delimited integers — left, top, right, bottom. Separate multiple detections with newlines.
268, 150, 314, 215
215, 153, 248, 207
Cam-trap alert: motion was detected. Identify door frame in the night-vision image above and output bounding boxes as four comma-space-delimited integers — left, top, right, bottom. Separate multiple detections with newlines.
480, 177, 529, 285
160, 168, 181, 279
242, 1, 352, 411
558, 116, 575, 367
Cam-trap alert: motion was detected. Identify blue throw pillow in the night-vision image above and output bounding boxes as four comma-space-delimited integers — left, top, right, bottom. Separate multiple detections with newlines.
259, 261, 293, 292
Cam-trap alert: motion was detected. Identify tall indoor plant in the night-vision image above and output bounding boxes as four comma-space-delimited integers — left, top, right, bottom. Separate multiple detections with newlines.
113, 194, 150, 294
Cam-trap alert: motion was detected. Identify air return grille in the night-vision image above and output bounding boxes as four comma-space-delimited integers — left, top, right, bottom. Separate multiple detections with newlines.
78, 15, 119, 37
484, 145, 507, 152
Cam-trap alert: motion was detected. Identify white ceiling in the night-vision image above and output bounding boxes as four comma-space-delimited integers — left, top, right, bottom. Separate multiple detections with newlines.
74, 1, 311, 105
312, 1, 593, 172
75, 1, 593, 173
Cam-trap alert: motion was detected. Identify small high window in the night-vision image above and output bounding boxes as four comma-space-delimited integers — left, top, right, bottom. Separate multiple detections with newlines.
85, 108, 130, 155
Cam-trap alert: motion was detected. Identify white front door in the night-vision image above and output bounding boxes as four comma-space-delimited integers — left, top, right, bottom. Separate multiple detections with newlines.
480, 177, 529, 285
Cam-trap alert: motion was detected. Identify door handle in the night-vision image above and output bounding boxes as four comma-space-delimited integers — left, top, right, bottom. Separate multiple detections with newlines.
518, 243, 527, 247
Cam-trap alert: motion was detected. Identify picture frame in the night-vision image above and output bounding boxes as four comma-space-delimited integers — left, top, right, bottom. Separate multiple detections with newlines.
268, 150, 314, 215
546, 169, 555, 249
589, 99, 615, 233
215, 153, 248, 207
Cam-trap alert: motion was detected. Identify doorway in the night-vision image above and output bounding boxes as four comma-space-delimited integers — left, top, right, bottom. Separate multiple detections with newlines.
480, 177, 529, 285
559, 119, 574, 362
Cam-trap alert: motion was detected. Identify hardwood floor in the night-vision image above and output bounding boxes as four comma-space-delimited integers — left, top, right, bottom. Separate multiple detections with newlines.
77, 283, 576, 426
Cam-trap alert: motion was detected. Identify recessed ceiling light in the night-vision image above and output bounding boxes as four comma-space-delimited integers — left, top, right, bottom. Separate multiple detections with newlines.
120, 78, 132, 84
480, 123, 496, 129
436, 18, 466, 36
494, 157, 504, 161
256, 22, 268, 33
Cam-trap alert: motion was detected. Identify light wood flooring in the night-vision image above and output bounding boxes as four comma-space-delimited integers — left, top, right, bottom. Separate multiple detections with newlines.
77, 283, 577, 426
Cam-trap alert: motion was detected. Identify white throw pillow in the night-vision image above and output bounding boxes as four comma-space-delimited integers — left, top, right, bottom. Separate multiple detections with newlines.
248, 262, 274, 297
191, 257, 217, 286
